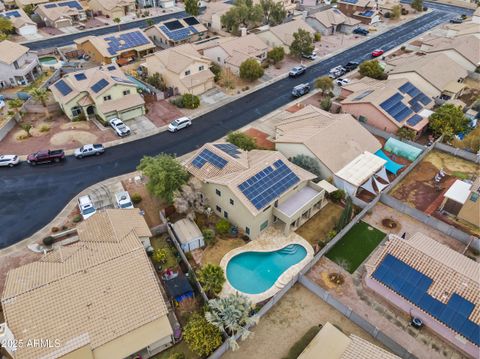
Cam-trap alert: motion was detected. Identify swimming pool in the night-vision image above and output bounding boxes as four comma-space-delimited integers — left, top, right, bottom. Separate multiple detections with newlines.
39, 56, 58, 65
226, 244, 307, 294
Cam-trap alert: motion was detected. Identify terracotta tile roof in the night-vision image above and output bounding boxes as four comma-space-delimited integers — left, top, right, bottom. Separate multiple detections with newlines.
0, 40, 29, 65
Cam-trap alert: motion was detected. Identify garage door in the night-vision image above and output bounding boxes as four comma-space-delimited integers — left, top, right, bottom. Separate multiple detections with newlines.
119, 106, 145, 121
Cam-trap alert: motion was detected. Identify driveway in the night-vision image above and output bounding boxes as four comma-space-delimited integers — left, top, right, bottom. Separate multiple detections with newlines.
128, 115, 157, 134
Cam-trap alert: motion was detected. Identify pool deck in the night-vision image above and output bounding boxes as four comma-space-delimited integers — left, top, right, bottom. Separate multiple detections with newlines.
219, 227, 314, 304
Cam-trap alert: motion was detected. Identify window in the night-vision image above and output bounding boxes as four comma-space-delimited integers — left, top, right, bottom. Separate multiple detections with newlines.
230, 198, 234, 205
199, 65, 204, 71
216, 189, 221, 196
217, 57, 221, 62
470, 192, 479, 203
224, 211, 228, 219
123, 90, 130, 96
260, 220, 268, 231
71, 106, 82, 117
245, 227, 250, 235
216, 205, 221, 212
103, 95, 111, 101
185, 70, 191, 76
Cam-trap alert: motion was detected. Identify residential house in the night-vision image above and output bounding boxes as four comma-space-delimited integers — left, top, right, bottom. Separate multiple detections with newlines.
440, 177, 480, 228
386, 53, 468, 99
365, 233, 480, 358
0, 209, 174, 359
199, 1, 233, 32
198, 34, 269, 75
337, 0, 380, 24
50, 64, 145, 121
35, 0, 87, 28
256, 18, 316, 54
88, 0, 136, 18
444, 20, 480, 37
253, 0, 296, 12
306, 8, 360, 35
0, 9, 37, 36
340, 78, 434, 135
298, 322, 400, 359
145, 16, 207, 48
74, 28, 155, 65
14, 0, 48, 8
142, 44, 214, 95
184, 142, 332, 239
273, 105, 392, 197
0, 40, 41, 88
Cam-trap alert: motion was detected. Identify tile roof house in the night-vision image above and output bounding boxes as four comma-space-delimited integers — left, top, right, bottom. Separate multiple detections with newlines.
198, 34, 269, 75
440, 177, 480, 228
306, 8, 360, 35
35, 0, 87, 28
142, 44, 214, 95
0, 209, 174, 359
365, 233, 480, 358
184, 142, 331, 239
340, 77, 434, 135
386, 53, 468, 99
199, 1, 232, 32
337, 0, 381, 24
298, 322, 400, 359
13, 0, 48, 8
0, 9, 37, 36
74, 28, 155, 65
49, 63, 145, 122
0, 40, 42, 89
88, 0, 136, 18
145, 16, 207, 48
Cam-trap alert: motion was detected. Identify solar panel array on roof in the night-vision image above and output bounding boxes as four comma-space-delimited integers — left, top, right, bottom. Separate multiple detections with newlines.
74, 73, 87, 81
107, 65, 116, 71
164, 19, 184, 31
407, 114, 423, 126
238, 160, 300, 210
373, 254, 480, 346
183, 16, 200, 26
380, 93, 413, 122
58, 0, 83, 9
192, 149, 228, 169
214, 144, 241, 159
342, 0, 358, 3
4, 10, 21, 18
360, 10, 374, 17
399, 81, 432, 112
44, 3, 57, 8
54, 79, 73, 96
160, 25, 197, 42
105, 31, 150, 56
91, 78, 109, 93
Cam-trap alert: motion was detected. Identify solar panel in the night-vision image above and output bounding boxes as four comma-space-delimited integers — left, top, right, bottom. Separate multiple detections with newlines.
342, 0, 358, 3
407, 114, 422, 126
214, 144, 241, 158
91, 78, 109, 93
44, 3, 57, 8
192, 149, 228, 169
418, 94, 432, 105
183, 16, 200, 26
5, 10, 21, 18
105, 31, 150, 55
74, 73, 87, 81
164, 19, 184, 31
54, 79, 72, 96
361, 10, 374, 17
238, 160, 300, 210
107, 65, 116, 71
58, 1, 83, 9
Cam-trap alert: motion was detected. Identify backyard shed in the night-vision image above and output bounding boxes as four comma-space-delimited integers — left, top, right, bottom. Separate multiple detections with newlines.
164, 273, 194, 304
172, 218, 205, 252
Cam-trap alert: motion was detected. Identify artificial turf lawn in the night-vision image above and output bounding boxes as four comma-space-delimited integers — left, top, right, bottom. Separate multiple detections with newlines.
326, 221, 385, 273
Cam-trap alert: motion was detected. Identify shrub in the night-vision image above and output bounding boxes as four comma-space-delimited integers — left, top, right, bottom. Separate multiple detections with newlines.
219, 68, 236, 89
314, 32, 321, 42
51, 226, 59, 233
43, 236, 55, 246
320, 97, 332, 111
329, 189, 346, 203
72, 214, 82, 223
267, 46, 285, 64
168, 353, 185, 359
210, 63, 222, 82
131, 193, 142, 204
184, 313, 222, 356
401, 7, 408, 15
39, 124, 50, 133
290, 154, 321, 178
197, 263, 226, 296
226, 131, 256, 151
239, 58, 264, 82
182, 94, 200, 109
326, 230, 337, 241
397, 127, 416, 141
152, 248, 168, 263
384, 11, 391, 18
359, 60, 386, 80
202, 228, 216, 246
215, 219, 231, 235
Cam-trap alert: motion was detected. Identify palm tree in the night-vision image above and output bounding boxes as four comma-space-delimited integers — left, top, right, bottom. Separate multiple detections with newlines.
205, 293, 258, 351
7, 99, 24, 123
113, 17, 121, 32
29, 87, 50, 118
197, 264, 225, 297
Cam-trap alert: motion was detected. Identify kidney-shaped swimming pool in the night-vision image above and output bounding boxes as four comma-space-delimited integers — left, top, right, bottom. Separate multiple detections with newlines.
226, 244, 307, 294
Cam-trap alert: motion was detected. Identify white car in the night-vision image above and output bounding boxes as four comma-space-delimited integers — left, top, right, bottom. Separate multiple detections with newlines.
168, 116, 192, 132
336, 78, 351, 86
115, 191, 134, 209
109, 118, 131, 137
78, 195, 96, 220
302, 51, 317, 60
0, 154, 20, 167
0, 100, 5, 110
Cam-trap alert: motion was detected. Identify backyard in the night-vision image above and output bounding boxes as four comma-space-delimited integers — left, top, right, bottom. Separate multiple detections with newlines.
325, 221, 386, 274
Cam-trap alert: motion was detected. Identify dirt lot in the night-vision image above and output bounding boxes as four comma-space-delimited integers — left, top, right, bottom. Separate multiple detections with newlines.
223, 284, 388, 359
296, 203, 343, 247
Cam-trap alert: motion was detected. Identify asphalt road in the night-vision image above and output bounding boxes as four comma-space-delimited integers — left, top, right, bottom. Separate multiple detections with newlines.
0, 8, 460, 247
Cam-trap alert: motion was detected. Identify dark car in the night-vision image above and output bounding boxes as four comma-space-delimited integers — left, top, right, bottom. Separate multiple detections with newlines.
292, 83, 311, 97
353, 27, 369, 36
344, 61, 359, 72
27, 149, 65, 165
449, 18, 463, 24
289, 65, 306, 77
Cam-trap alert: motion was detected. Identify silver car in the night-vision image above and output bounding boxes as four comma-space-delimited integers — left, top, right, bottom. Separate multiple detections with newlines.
109, 118, 131, 137
0, 154, 20, 167
74, 144, 105, 158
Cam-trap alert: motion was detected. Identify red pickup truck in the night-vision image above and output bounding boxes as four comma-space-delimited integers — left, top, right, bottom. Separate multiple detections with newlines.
27, 149, 65, 165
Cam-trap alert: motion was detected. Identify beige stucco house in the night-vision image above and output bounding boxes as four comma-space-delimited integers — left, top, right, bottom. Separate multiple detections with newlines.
35, 0, 87, 28
142, 44, 214, 95
0, 9, 37, 36
88, 0, 136, 18
145, 16, 207, 48
199, 1, 232, 32
13, 0, 48, 8
440, 178, 480, 228
0, 209, 174, 359
184, 142, 332, 239
0, 40, 42, 88
50, 64, 145, 122
306, 8, 360, 35
256, 19, 316, 54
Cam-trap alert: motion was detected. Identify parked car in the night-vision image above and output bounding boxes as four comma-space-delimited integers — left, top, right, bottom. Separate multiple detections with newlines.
329, 65, 346, 79
344, 61, 359, 72
27, 149, 65, 165
449, 17, 463, 23
74, 144, 105, 158
353, 27, 369, 36
115, 191, 134, 209
292, 83, 311, 97
371, 49, 384, 57
302, 51, 317, 60
109, 118, 131, 137
0, 99, 5, 110
0, 154, 20, 167
336, 78, 350, 86
168, 116, 192, 132
289, 65, 306, 77
78, 195, 96, 220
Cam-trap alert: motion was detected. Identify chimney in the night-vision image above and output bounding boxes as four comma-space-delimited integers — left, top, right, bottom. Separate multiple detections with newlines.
239, 26, 247, 37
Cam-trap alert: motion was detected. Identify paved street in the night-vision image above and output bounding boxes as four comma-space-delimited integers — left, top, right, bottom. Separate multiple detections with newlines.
0, 9, 464, 247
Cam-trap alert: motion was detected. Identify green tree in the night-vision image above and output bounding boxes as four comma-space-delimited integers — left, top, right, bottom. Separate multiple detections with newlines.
23, 4, 35, 16
315, 76, 333, 94
152, 248, 168, 263
290, 154, 321, 178
391, 4, 402, 19
329, 189, 346, 203
320, 97, 332, 111
429, 104, 469, 141
113, 17, 121, 32
137, 154, 189, 203
215, 218, 231, 235
453, 127, 480, 153
358, 60, 386, 80
202, 228, 216, 246
29, 87, 50, 118
20, 123, 32, 137
185, 0, 200, 16
221, 0, 263, 34
184, 313, 222, 357
197, 264, 226, 296
336, 196, 352, 231
0, 17, 13, 34
260, 0, 286, 25
145, 72, 165, 90
411, 0, 423, 11
182, 93, 200, 109
314, 32, 321, 42
267, 46, 285, 64
226, 131, 256, 150
8, 99, 24, 123
289, 29, 314, 58
210, 63, 222, 82
206, 293, 258, 351
396, 127, 416, 141
146, 18, 154, 27
239, 58, 264, 81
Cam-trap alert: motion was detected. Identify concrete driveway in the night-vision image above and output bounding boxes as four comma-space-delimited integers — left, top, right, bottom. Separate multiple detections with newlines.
128, 115, 157, 135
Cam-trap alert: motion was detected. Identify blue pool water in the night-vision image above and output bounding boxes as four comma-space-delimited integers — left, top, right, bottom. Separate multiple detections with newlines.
226, 244, 307, 294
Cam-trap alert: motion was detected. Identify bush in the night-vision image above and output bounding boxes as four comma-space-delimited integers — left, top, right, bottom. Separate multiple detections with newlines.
197, 263, 225, 296
152, 248, 168, 263
314, 32, 321, 42
320, 97, 332, 111
39, 124, 50, 133
219, 68, 236, 89
131, 193, 142, 204
210, 63, 222, 82
267, 46, 285, 64
51, 226, 59, 233
215, 218, 231, 235
184, 313, 222, 356
202, 228, 216, 246
170, 97, 185, 108
397, 127, 416, 141
226, 131, 256, 151
290, 154, 321, 178
43, 236, 55, 246
329, 189, 346, 203
239, 58, 264, 82
359, 60, 386, 80
168, 353, 185, 359
401, 8, 408, 15
73, 214, 82, 223
326, 230, 337, 241
182, 94, 200, 109
384, 11, 391, 18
